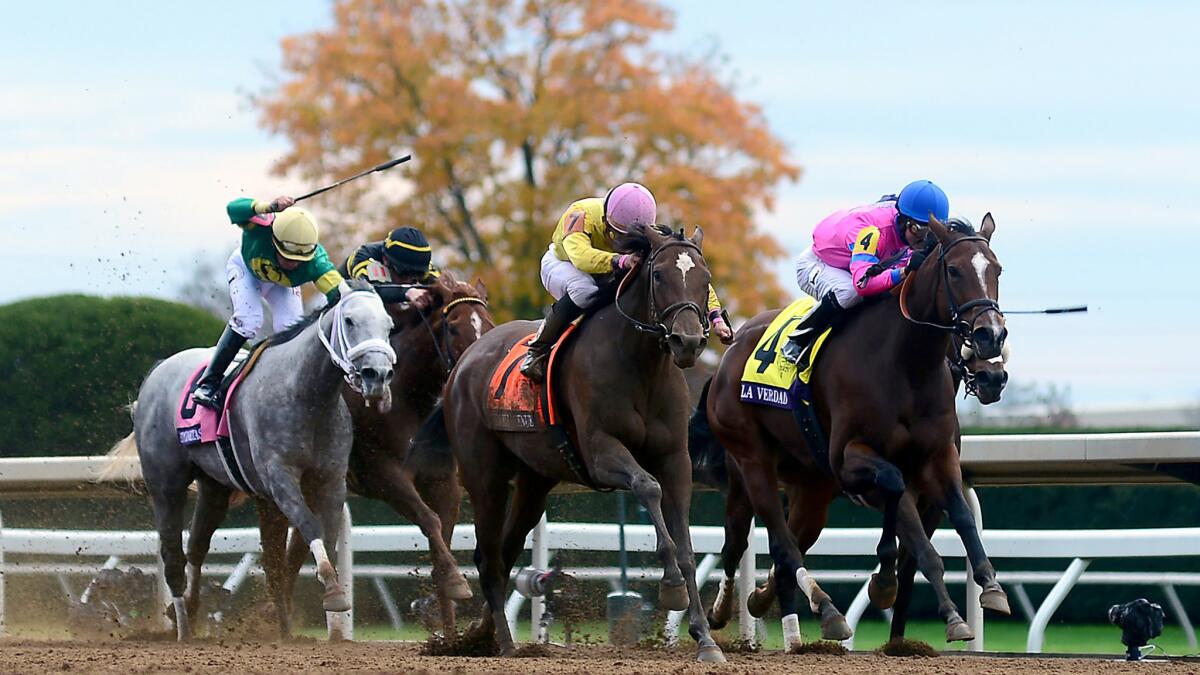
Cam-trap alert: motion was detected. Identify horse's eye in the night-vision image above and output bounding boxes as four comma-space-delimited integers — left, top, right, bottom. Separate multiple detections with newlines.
948, 266, 961, 278
652, 270, 663, 282
448, 325, 458, 336
344, 316, 356, 327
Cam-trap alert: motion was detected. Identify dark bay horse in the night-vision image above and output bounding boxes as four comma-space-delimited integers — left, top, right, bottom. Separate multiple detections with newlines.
428, 224, 725, 662
257, 273, 494, 637
700, 214, 1011, 644
707, 329, 1011, 640
110, 281, 395, 640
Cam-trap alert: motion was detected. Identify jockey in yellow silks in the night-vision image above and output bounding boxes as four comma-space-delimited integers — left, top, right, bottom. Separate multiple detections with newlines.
520, 182, 733, 380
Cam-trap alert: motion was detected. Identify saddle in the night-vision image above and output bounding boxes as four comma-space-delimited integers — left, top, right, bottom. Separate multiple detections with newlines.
485, 321, 605, 489
739, 297, 835, 473
174, 342, 269, 494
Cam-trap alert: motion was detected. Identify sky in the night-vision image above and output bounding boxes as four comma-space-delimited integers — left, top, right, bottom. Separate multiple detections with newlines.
2, 1, 1197, 408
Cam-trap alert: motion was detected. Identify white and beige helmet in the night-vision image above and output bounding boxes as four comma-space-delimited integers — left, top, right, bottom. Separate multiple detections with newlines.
271, 207, 320, 261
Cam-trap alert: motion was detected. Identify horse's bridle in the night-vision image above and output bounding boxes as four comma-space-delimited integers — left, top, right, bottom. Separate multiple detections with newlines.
614, 238, 711, 345
899, 235, 1003, 351
417, 295, 489, 370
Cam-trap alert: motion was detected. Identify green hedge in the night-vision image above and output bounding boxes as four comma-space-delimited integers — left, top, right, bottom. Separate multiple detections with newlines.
0, 295, 223, 457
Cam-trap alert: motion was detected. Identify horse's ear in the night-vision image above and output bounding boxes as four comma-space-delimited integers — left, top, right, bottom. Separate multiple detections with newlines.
979, 212, 996, 242
473, 277, 488, 301
690, 225, 704, 249
927, 214, 952, 246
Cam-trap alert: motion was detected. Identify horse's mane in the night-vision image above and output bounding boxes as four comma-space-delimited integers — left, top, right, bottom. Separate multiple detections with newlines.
255, 278, 377, 349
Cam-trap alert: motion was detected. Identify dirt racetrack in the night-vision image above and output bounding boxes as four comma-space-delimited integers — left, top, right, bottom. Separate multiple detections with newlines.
2, 640, 1198, 674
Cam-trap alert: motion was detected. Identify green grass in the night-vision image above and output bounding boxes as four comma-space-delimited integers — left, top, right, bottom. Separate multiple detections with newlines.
297, 619, 1198, 657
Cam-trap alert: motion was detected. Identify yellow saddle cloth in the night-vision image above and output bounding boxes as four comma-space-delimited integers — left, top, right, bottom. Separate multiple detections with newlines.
739, 297, 832, 409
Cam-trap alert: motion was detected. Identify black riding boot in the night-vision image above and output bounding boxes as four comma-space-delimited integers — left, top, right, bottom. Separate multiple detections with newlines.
192, 325, 248, 409
520, 296, 584, 380
781, 291, 844, 366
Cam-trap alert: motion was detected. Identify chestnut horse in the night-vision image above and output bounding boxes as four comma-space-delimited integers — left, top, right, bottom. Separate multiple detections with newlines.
425, 224, 725, 662
699, 214, 1011, 644
256, 273, 494, 637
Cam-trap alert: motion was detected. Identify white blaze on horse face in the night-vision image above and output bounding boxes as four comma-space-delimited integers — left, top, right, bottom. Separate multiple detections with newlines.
470, 311, 483, 341
675, 251, 696, 287
971, 251, 990, 294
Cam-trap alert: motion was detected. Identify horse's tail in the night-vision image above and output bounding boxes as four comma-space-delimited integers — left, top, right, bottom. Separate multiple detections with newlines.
688, 378, 729, 493
405, 403, 456, 481
99, 402, 141, 490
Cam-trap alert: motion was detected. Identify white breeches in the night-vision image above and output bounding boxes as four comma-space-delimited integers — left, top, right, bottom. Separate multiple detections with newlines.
794, 246, 862, 309
540, 245, 602, 308
225, 249, 304, 339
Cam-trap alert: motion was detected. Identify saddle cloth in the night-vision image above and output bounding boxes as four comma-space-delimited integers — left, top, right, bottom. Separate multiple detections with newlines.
739, 297, 833, 410
174, 343, 268, 495
484, 321, 579, 433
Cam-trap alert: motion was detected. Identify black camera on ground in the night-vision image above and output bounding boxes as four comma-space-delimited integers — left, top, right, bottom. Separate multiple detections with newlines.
1108, 598, 1165, 661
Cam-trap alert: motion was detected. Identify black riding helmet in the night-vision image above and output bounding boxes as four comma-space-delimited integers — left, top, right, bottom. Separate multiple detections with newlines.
384, 226, 432, 276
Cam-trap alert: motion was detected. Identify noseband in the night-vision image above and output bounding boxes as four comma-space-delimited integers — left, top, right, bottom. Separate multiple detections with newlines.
614, 238, 711, 345
319, 289, 397, 393
418, 295, 489, 370
899, 235, 1004, 349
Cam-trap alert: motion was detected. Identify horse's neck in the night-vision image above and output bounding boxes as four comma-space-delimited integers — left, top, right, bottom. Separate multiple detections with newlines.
265, 319, 344, 401
392, 322, 445, 402
599, 272, 673, 362
880, 267, 953, 376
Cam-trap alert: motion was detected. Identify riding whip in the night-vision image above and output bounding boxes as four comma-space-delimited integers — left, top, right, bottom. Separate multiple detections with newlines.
295, 155, 412, 202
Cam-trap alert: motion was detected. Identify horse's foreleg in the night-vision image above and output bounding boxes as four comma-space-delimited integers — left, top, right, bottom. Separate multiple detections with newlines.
894, 492, 972, 642
265, 465, 345, 613
418, 473, 464, 635
255, 500, 293, 639
590, 437, 686, 610
310, 472, 352, 626
708, 460, 753, 630
282, 528, 306, 616
379, 461, 471, 605
654, 450, 725, 663
889, 499, 941, 641
184, 476, 232, 623
918, 452, 1010, 616
839, 442, 904, 610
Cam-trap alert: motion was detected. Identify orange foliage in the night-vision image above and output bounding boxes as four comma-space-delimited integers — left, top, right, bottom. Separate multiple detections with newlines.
256, 0, 799, 320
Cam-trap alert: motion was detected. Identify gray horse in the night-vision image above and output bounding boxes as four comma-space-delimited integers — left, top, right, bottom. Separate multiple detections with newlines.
109, 280, 395, 640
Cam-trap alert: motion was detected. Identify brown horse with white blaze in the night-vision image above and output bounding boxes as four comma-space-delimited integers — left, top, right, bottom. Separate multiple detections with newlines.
701, 214, 1011, 644
426, 224, 725, 661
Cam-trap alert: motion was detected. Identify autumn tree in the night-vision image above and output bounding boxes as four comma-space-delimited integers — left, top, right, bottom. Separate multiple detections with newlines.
257, 0, 798, 320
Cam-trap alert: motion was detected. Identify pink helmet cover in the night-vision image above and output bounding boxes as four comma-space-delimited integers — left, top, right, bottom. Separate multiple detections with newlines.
604, 182, 656, 232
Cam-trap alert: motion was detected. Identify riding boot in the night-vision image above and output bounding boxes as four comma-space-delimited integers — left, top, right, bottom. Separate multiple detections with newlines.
781, 291, 844, 366
520, 296, 584, 380
192, 325, 248, 409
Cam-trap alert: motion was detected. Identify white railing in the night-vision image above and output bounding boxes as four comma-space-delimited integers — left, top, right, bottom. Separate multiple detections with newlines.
0, 430, 1197, 652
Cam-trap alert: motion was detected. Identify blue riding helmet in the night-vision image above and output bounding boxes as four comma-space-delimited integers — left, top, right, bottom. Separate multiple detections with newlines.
897, 180, 949, 224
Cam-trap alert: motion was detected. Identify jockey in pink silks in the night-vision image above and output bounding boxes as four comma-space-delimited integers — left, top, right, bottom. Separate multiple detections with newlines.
781, 180, 950, 365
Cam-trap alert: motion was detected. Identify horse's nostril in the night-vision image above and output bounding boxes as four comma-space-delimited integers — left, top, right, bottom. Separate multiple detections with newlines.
361, 367, 380, 381
384, 369, 394, 381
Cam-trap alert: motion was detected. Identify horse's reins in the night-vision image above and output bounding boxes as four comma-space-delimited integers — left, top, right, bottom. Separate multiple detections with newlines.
319, 289, 398, 393
613, 238, 711, 345
417, 296, 489, 370
898, 235, 1003, 348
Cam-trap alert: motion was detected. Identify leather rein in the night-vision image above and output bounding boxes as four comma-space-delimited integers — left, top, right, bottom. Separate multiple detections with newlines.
613, 238, 711, 346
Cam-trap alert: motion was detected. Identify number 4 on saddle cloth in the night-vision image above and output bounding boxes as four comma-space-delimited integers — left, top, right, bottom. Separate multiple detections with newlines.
485, 320, 606, 489
174, 343, 270, 495
740, 296, 836, 473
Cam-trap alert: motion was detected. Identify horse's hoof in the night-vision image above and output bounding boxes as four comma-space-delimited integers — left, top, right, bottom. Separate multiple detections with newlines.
980, 587, 1011, 616
659, 582, 690, 612
868, 572, 898, 610
706, 608, 729, 631
499, 642, 517, 657
697, 645, 727, 663
322, 589, 352, 613
820, 614, 853, 641
945, 617, 974, 642
445, 573, 473, 601
746, 586, 774, 618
